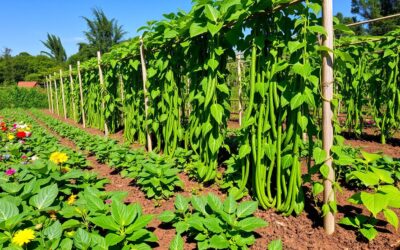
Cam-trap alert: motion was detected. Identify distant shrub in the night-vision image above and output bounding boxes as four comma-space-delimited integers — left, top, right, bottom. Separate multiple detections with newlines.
0, 86, 48, 109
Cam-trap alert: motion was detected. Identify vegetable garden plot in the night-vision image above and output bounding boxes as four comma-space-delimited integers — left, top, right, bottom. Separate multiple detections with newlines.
34, 0, 400, 247
0, 110, 158, 249
3, 108, 398, 249
1, 109, 273, 249
335, 29, 400, 144
47, 0, 329, 216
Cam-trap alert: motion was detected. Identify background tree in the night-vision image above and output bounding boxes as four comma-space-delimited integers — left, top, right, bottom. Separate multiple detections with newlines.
351, 0, 400, 35
41, 33, 67, 62
0, 48, 15, 85
75, 8, 126, 61
335, 12, 366, 36
0, 51, 60, 85
67, 43, 94, 65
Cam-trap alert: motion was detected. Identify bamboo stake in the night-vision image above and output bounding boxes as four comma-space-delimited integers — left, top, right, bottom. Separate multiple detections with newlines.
45, 77, 51, 112
97, 51, 109, 137
77, 61, 86, 128
54, 73, 60, 116
237, 54, 243, 126
59, 69, 67, 119
187, 78, 191, 118
69, 65, 77, 121
347, 12, 400, 27
322, 0, 335, 235
119, 74, 125, 121
49, 75, 54, 113
139, 37, 153, 151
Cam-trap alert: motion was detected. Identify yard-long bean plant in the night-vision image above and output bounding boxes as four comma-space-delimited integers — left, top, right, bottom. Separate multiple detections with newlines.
336, 29, 400, 143
44, 0, 338, 215
231, 1, 321, 215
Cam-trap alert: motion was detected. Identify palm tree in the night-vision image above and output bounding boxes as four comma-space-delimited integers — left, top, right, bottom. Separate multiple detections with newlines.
41, 34, 67, 62
80, 8, 127, 54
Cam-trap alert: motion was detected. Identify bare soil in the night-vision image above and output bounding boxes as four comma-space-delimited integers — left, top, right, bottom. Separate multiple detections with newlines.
35, 111, 400, 249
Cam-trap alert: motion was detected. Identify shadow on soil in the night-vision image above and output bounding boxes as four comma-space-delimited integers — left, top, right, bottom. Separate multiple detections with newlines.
342, 131, 400, 148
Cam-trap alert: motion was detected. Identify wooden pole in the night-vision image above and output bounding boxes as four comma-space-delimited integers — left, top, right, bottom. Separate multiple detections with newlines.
77, 61, 86, 128
322, 0, 335, 235
97, 51, 109, 137
347, 12, 400, 27
54, 73, 60, 116
237, 54, 243, 126
139, 37, 153, 151
187, 78, 191, 118
69, 65, 77, 121
45, 76, 51, 111
49, 75, 54, 113
59, 69, 67, 119
119, 74, 125, 121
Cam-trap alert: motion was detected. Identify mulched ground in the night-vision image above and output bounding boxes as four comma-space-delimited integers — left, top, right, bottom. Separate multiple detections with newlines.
35, 110, 400, 249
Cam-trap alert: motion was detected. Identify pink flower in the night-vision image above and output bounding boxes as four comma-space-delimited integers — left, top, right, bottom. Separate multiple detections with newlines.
105, 199, 112, 204
5, 169, 16, 176
21, 155, 27, 159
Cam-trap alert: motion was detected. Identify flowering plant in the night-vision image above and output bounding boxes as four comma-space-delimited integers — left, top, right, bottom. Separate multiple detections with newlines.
49, 152, 69, 165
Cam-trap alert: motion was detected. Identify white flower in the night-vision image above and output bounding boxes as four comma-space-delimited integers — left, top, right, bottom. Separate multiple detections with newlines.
16, 123, 28, 129
31, 155, 39, 161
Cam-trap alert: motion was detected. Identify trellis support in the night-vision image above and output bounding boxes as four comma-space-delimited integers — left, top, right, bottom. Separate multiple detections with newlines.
60, 69, 67, 119
97, 51, 109, 137
322, 0, 335, 235
139, 37, 153, 152
77, 61, 86, 128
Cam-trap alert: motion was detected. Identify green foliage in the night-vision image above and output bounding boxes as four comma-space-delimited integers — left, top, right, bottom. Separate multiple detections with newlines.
0, 86, 48, 109
31, 109, 186, 201
41, 33, 67, 62
78, 8, 126, 59
336, 29, 400, 143
136, 153, 184, 200
0, 109, 156, 249
0, 51, 61, 84
336, 148, 400, 241
159, 194, 267, 250
268, 239, 283, 250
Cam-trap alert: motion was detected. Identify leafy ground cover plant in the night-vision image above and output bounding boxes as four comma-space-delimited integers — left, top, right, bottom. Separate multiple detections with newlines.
0, 110, 157, 249
136, 153, 183, 200
31, 109, 186, 200
60, 187, 157, 249
338, 151, 400, 241
159, 194, 268, 250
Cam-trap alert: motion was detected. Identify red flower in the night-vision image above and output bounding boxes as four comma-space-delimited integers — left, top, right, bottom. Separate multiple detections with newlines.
16, 131, 26, 139
0, 122, 6, 131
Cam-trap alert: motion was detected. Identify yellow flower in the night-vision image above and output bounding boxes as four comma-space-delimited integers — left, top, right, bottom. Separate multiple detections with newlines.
12, 228, 35, 247
7, 134, 15, 140
49, 152, 68, 165
67, 194, 77, 205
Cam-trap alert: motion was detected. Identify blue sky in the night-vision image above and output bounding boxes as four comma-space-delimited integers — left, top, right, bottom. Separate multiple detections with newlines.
0, 0, 352, 57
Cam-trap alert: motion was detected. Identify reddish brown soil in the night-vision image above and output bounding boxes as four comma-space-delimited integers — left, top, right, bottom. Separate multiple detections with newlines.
35, 111, 400, 249
343, 127, 400, 158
